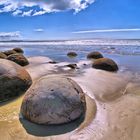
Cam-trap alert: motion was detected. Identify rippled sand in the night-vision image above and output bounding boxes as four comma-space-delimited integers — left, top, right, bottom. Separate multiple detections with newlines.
0, 56, 140, 140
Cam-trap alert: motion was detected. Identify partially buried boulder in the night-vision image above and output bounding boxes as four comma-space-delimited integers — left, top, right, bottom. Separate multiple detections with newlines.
0, 52, 7, 59
87, 51, 103, 59
3, 50, 17, 56
21, 75, 86, 125
7, 53, 29, 66
0, 59, 32, 102
66, 64, 78, 69
13, 47, 24, 53
48, 61, 57, 64
92, 58, 119, 72
67, 52, 77, 58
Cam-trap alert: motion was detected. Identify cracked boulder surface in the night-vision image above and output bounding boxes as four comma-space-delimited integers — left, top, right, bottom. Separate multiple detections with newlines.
21, 75, 86, 125
0, 59, 32, 102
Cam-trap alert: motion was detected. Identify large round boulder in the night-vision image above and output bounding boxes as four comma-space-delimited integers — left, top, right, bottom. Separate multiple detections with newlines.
67, 52, 77, 58
0, 52, 7, 59
3, 50, 17, 56
13, 47, 24, 53
92, 58, 119, 72
21, 75, 86, 125
0, 59, 32, 102
87, 51, 103, 59
7, 54, 29, 66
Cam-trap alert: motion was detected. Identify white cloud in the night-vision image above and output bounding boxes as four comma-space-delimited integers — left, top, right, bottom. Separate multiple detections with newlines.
72, 28, 140, 33
32, 10, 47, 16
12, 10, 22, 16
34, 29, 44, 32
0, 0, 95, 16
0, 31, 21, 40
22, 10, 33, 17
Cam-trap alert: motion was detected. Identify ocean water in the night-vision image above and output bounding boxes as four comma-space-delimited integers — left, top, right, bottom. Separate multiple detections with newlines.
0, 39, 140, 73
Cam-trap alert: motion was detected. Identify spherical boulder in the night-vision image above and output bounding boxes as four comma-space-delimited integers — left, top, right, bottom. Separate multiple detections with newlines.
0, 52, 7, 59
0, 59, 32, 102
87, 51, 103, 59
92, 58, 119, 72
7, 54, 29, 66
3, 50, 17, 56
21, 75, 86, 125
13, 47, 24, 53
67, 52, 77, 58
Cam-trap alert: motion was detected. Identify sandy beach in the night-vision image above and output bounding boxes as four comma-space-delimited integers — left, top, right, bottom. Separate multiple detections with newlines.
0, 41, 140, 140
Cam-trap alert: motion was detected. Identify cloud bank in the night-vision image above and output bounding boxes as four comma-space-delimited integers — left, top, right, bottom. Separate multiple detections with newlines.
0, 0, 95, 16
72, 28, 140, 33
0, 31, 21, 40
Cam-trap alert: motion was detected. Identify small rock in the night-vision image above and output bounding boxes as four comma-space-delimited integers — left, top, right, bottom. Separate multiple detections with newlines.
48, 61, 57, 64
67, 52, 78, 58
7, 54, 29, 66
66, 64, 78, 69
13, 47, 24, 53
87, 51, 103, 59
92, 58, 119, 72
110, 47, 115, 50
21, 75, 86, 125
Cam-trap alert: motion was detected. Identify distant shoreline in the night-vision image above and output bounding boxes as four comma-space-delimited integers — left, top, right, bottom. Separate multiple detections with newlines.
0, 39, 140, 46
1, 38, 140, 43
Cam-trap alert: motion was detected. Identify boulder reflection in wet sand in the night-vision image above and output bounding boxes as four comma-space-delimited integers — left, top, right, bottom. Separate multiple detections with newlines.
19, 113, 85, 137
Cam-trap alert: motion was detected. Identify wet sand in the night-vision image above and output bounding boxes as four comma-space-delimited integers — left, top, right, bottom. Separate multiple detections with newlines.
0, 56, 140, 140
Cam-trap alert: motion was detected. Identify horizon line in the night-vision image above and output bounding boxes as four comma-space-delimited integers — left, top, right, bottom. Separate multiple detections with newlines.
0, 38, 140, 42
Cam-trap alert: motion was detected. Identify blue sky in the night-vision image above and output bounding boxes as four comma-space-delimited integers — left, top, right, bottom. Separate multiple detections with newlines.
0, 0, 140, 40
